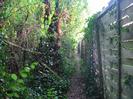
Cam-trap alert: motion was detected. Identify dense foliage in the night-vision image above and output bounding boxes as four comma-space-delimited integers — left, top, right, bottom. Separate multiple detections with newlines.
0, 0, 87, 98
83, 15, 102, 99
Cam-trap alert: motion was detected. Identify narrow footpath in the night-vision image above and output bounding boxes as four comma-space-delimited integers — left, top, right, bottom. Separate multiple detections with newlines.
67, 54, 86, 99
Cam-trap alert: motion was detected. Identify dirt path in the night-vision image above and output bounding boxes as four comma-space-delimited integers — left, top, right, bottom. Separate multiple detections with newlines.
67, 54, 86, 99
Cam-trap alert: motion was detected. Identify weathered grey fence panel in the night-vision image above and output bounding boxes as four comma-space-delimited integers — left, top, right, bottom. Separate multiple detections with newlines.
96, 0, 133, 99
79, 0, 133, 99
121, 0, 133, 99
96, 1, 119, 98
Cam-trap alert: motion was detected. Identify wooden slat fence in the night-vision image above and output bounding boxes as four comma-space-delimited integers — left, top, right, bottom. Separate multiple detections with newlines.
80, 0, 133, 99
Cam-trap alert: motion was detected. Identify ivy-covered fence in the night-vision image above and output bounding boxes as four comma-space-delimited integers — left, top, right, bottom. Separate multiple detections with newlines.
80, 0, 133, 99
79, 15, 103, 99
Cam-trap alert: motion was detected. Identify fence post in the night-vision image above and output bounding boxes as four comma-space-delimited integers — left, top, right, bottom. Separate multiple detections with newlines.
116, 0, 122, 99
95, 19, 104, 99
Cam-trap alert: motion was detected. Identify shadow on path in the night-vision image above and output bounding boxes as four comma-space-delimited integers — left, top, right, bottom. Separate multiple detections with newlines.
67, 54, 86, 99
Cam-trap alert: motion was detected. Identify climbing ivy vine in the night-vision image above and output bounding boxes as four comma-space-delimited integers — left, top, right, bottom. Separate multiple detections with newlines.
83, 14, 102, 99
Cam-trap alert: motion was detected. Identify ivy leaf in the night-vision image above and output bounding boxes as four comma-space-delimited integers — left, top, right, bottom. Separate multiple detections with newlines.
30, 62, 38, 69
14, 93, 19, 98
17, 79, 24, 84
41, 24, 44, 29
11, 74, 17, 80
20, 71, 28, 78
7, 92, 19, 98
24, 67, 30, 72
